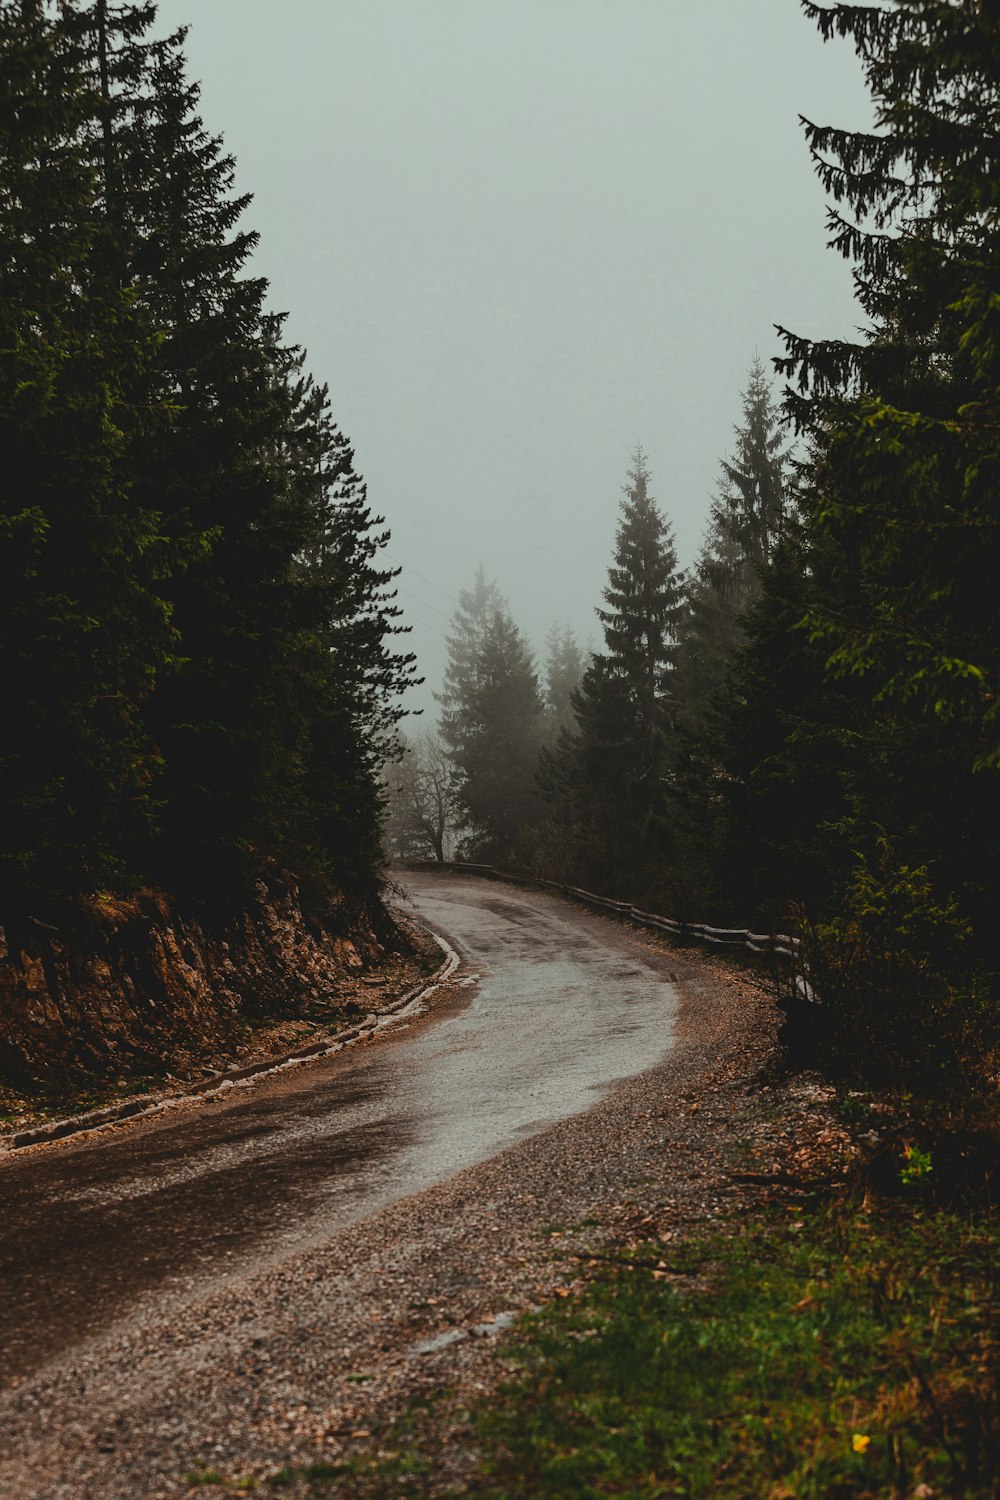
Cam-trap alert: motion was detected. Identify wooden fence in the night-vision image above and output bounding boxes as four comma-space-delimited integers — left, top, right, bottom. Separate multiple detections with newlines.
403, 859, 819, 1007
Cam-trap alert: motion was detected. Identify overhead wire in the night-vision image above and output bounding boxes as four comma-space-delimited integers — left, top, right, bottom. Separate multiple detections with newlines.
384, 552, 463, 609
395, 585, 451, 622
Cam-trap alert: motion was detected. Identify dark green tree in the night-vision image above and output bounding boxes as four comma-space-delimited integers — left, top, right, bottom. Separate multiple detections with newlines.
714, 356, 791, 575
777, 2, 1000, 765
0, 0, 415, 918
596, 447, 686, 738
675, 363, 792, 739
715, 0, 1000, 1085
81, 3, 414, 893
546, 448, 686, 896
0, 1, 177, 908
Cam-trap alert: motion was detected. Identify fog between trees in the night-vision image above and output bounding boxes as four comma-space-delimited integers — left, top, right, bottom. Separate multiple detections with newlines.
3, 1, 998, 1106
385, 1, 1000, 1103
384, 360, 788, 900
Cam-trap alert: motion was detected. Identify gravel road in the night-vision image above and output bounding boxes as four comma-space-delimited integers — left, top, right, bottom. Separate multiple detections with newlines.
0, 870, 777, 1498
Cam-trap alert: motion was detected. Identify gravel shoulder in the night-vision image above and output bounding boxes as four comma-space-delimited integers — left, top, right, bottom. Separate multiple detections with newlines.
0, 891, 856, 1500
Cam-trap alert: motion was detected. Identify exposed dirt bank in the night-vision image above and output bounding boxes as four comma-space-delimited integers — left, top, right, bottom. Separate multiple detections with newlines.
0, 873, 436, 1121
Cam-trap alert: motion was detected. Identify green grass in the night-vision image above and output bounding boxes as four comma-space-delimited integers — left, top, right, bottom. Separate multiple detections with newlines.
469, 1200, 999, 1499
259, 1196, 998, 1498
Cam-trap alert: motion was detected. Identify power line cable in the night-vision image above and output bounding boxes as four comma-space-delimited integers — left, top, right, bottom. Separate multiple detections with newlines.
397, 604, 450, 642
384, 552, 462, 608
395, 585, 452, 622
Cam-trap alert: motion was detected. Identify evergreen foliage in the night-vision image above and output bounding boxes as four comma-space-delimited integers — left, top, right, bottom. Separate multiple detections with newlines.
714, 355, 791, 574
595, 447, 686, 739
675, 362, 792, 738
436, 566, 505, 762
440, 576, 545, 862
0, 1, 177, 905
777, 1, 1000, 764
542, 624, 586, 739
717, 0, 1000, 1087
541, 449, 685, 896
0, 0, 414, 916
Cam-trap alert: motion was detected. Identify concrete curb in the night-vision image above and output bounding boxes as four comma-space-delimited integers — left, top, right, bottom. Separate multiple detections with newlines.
1, 925, 460, 1154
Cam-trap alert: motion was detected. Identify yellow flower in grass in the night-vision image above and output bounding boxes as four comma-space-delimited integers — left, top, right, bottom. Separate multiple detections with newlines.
852, 1433, 871, 1454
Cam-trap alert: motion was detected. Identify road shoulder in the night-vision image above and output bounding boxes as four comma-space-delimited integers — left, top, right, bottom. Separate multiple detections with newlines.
1, 905, 804, 1498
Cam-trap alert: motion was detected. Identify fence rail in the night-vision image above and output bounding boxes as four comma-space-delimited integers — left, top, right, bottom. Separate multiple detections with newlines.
403, 859, 808, 973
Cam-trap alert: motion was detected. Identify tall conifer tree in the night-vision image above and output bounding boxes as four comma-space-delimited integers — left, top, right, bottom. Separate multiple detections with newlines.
1, 0, 415, 912
439, 574, 544, 862
553, 448, 685, 893
675, 362, 792, 735
437, 567, 505, 759
0, 1, 176, 905
709, 0, 1000, 1083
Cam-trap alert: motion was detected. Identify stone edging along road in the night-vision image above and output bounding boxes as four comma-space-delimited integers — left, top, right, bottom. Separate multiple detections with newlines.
1, 928, 459, 1155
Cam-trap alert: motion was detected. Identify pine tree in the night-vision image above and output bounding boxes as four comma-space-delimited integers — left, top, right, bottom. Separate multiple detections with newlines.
437, 566, 505, 758
596, 447, 686, 738
777, 1, 1000, 766
717, 0, 1000, 1083
675, 362, 792, 736
0, 1, 177, 907
0, 1, 416, 914
77, 4, 414, 892
543, 624, 586, 738
714, 356, 791, 575
439, 578, 545, 862
557, 448, 686, 894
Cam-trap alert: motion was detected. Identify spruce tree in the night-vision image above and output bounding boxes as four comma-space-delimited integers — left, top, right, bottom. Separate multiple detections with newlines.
439, 577, 544, 862
713, 356, 791, 575
710, 0, 1000, 1083
777, 2, 1000, 765
675, 362, 792, 736
0, 1, 176, 907
1, 0, 416, 915
561, 448, 686, 893
76, 3, 414, 893
543, 624, 586, 738
596, 447, 686, 737
437, 566, 505, 759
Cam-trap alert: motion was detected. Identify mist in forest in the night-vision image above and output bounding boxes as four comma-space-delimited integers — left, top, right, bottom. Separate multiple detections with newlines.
153, 0, 872, 715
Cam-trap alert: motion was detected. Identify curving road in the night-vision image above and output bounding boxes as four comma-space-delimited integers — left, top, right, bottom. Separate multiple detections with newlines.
0, 871, 679, 1386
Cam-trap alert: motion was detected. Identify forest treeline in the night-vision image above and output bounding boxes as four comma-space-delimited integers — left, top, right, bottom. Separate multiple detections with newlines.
387, 0, 1000, 1099
3, 0, 998, 1101
384, 370, 788, 908
1, 1, 414, 922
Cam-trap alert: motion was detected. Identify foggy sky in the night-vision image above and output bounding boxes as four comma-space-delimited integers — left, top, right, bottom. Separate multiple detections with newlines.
153, 0, 873, 716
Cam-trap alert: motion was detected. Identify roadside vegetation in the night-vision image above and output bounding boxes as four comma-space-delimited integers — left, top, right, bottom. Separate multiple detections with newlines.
468, 1197, 999, 1500
250, 1133, 997, 1500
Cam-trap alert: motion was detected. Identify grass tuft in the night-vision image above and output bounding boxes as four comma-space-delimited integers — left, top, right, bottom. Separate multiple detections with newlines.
472, 1199, 999, 1498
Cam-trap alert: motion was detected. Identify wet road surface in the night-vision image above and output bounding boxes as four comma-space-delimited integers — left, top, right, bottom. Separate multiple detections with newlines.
0, 872, 677, 1381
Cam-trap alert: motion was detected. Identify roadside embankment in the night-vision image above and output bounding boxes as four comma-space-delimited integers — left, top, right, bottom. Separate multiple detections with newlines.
0, 874, 440, 1135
